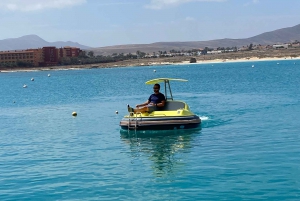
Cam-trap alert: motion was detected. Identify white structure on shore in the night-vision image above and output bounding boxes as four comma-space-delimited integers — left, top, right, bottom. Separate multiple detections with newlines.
207, 50, 222, 54
273, 44, 291, 49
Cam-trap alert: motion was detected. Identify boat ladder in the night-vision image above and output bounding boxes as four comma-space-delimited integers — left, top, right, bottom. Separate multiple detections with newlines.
128, 112, 142, 130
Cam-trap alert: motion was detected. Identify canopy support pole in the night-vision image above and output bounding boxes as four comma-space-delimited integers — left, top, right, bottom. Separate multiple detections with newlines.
167, 80, 173, 100
164, 81, 168, 100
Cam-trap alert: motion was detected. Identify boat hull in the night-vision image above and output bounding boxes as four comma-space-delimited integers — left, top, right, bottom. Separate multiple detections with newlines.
120, 115, 201, 130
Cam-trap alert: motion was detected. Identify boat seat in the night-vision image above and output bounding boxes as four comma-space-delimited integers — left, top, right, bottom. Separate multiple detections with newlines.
162, 101, 185, 111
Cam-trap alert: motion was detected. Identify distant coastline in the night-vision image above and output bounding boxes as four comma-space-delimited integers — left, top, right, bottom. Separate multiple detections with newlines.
1, 56, 300, 73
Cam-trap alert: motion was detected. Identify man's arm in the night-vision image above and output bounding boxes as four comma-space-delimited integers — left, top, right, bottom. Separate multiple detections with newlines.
136, 100, 150, 108
156, 100, 165, 107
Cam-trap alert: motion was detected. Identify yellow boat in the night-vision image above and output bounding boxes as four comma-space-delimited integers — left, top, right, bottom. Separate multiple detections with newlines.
120, 78, 201, 130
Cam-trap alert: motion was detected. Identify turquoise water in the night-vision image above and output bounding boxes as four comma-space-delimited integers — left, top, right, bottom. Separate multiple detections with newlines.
1, 60, 300, 200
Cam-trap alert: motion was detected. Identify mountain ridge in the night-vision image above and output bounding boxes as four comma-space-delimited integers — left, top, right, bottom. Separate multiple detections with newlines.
0, 35, 90, 51
1, 24, 300, 54
91, 23, 300, 55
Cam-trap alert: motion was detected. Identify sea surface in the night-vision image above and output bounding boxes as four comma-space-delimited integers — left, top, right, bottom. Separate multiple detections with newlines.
1, 60, 300, 200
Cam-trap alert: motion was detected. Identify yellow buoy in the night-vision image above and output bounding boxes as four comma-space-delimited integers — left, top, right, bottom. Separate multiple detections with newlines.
72, 112, 77, 116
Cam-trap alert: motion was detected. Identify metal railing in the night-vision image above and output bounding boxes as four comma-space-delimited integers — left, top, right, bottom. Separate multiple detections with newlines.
128, 112, 142, 130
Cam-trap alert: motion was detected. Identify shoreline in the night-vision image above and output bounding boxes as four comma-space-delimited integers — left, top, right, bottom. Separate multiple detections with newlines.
1, 56, 300, 73
177, 56, 300, 65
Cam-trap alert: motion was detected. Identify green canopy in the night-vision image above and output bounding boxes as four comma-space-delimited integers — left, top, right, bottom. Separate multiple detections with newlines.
145, 78, 188, 100
145, 78, 188, 85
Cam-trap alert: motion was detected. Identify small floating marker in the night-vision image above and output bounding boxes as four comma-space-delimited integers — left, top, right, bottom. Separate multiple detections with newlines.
72, 112, 77, 116
48, 74, 51, 77
23, 84, 27, 88
277, 63, 279, 65
252, 65, 254, 68
153, 70, 156, 72
115, 111, 118, 114
212, 65, 214, 66
31, 78, 34, 81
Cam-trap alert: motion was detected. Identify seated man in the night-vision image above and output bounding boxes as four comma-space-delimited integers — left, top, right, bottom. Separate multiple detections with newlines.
128, 83, 166, 113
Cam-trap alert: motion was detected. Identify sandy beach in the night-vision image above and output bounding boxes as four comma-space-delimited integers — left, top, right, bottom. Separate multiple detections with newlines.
180, 56, 300, 65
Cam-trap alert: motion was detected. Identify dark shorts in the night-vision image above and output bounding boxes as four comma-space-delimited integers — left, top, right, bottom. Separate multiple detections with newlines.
147, 105, 158, 113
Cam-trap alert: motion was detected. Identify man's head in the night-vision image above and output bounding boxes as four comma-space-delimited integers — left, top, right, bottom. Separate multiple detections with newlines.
153, 83, 160, 93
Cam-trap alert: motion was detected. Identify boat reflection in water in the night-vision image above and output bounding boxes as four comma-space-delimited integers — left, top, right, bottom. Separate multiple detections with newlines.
120, 128, 201, 177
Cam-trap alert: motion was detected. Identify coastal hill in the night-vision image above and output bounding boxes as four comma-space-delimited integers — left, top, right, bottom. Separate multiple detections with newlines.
92, 23, 300, 55
0, 35, 90, 51
1, 24, 300, 54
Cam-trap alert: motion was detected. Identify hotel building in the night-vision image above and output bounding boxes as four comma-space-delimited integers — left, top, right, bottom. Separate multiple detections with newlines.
0, 46, 82, 67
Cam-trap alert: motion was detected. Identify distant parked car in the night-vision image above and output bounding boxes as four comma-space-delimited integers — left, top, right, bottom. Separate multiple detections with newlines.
190, 58, 197, 63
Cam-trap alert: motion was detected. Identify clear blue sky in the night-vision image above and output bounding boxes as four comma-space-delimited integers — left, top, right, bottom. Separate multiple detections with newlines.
0, 0, 300, 47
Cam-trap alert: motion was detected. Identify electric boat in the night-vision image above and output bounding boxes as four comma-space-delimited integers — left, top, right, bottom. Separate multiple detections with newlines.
120, 78, 201, 130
